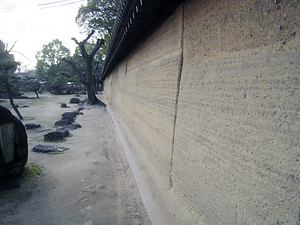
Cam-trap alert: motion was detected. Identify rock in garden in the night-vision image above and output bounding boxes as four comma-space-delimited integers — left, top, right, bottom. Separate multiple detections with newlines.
71, 123, 81, 129
55, 119, 72, 126
55, 111, 81, 127
44, 131, 64, 142
77, 107, 84, 111
74, 123, 81, 128
64, 123, 81, 130
56, 128, 69, 137
32, 145, 69, 153
62, 111, 78, 121
25, 123, 41, 130
78, 98, 88, 106
0, 106, 28, 178
60, 103, 68, 108
70, 98, 80, 104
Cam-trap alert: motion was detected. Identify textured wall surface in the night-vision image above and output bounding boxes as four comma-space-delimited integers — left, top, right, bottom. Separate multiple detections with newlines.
104, 0, 299, 224
106, 8, 183, 182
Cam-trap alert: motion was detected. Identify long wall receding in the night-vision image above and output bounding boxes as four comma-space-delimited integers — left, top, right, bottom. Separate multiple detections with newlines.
104, 0, 299, 224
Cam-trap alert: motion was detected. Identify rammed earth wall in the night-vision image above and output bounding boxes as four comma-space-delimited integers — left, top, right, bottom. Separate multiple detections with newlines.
104, 0, 299, 224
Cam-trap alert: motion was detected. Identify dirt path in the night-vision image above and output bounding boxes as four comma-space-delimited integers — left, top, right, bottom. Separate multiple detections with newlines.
0, 94, 151, 225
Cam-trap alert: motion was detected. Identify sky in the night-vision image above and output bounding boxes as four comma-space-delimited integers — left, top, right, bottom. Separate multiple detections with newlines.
0, 0, 87, 72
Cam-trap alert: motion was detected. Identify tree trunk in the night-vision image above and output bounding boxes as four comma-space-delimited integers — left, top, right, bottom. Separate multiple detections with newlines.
86, 84, 98, 104
85, 58, 104, 105
68, 31, 106, 106
6, 82, 23, 120
34, 90, 39, 98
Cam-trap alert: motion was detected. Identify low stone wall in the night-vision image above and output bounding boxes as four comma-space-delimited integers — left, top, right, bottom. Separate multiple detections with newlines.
104, 0, 299, 224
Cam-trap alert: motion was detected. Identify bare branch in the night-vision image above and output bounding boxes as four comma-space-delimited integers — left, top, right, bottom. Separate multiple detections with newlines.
89, 39, 105, 58
71, 37, 88, 58
63, 57, 80, 74
71, 37, 80, 45
63, 57, 88, 84
82, 30, 95, 45
7, 41, 17, 54
72, 32, 104, 59
0, 41, 17, 60
72, 30, 95, 58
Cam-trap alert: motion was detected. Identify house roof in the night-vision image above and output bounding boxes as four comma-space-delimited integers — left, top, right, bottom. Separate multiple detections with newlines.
101, 0, 183, 79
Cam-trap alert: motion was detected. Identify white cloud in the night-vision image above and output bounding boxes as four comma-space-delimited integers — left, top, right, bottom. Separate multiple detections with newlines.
0, 0, 87, 71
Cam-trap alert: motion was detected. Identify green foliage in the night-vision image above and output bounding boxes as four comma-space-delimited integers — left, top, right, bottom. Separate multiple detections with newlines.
36, 39, 70, 67
0, 60, 19, 73
24, 77, 41, 91
25, 163, 42, 180
72, 46, 87, 72
24, 77, 42, 97
0, 61, 20, 95
51, 71, 70, 90
0, 40, 20, 96
0, 40, 19, 75
76, 0, 120, 36
0, 40, 15, 62
35, 39, 72, 91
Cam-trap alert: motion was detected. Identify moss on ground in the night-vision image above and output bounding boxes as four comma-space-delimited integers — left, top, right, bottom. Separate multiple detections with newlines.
24, 163, 42, 181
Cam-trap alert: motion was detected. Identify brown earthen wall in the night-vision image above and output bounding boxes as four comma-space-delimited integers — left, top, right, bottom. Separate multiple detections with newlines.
104, 0, 299, 224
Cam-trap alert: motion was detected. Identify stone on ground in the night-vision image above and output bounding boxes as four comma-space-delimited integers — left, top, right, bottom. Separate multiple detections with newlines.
55, 119, 72, 126
70, 98, 80, 104
44, 131, 64, 142
25, 123, 41, 130
62, 111, 78, 121
56, 128, 70, 137
32, 145, 69, 153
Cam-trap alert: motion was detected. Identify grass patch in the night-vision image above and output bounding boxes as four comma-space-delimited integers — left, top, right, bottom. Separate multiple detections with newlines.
24, 163, 43, 181
48, 151, 64, 154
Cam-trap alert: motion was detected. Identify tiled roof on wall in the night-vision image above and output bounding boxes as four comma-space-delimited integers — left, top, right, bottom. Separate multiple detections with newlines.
101, 0, 183, 79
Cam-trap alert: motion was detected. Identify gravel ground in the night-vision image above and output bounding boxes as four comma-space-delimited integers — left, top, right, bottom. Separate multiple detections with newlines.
0, 93, 151, 225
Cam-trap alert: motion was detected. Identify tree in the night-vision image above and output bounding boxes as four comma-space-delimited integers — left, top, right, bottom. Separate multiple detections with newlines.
72, 43, 103, 92
76, 0, 120, 68
51, 71, 70, 92
24, 77, 42, 98
36, 39, 72, 91
0, 40, 23, 119
64, 30, 106, 105
76, 0, 120, 37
